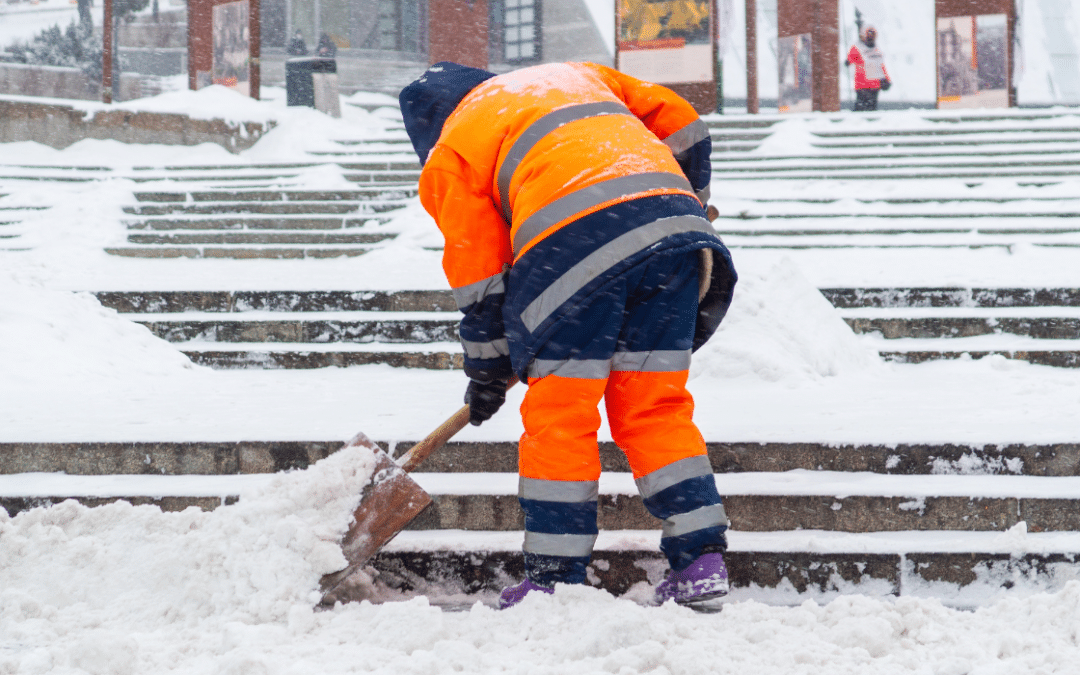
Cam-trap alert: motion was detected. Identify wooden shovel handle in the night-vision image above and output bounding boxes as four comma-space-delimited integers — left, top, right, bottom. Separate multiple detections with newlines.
397, 375, 519, 473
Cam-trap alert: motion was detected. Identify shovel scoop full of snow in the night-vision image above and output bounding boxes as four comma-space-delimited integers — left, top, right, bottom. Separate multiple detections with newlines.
318, 432, 433, 604
319, 378, 516, 604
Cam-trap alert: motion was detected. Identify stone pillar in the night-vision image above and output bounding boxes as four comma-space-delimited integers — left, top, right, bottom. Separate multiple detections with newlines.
777, 0, 840, 112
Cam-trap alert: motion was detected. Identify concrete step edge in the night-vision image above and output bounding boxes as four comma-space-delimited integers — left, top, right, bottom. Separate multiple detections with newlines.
89, 289, 1080, 313
361, 546, 1080, 605
3, 441, 1077, 476
3, 492, 1078, 534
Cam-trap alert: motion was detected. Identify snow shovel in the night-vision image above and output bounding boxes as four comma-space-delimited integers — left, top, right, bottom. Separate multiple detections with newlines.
319, 377, 519, 601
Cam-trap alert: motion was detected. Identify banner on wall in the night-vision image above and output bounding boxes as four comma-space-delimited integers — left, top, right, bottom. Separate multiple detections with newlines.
936, 14, 1008, 108
778, 33, 812, 112
212, 0, 251, 96
616, 0, 714, 84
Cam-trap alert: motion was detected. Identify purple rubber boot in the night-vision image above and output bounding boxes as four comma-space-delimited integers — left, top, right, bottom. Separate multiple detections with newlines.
498, 579, 554, 609
654, 552, 730, 605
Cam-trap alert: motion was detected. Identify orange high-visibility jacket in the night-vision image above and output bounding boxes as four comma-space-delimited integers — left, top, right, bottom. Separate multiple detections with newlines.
401, 61, 736, 381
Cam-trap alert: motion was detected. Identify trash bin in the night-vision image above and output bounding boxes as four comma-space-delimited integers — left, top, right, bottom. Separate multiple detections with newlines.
285, 57, 341, 118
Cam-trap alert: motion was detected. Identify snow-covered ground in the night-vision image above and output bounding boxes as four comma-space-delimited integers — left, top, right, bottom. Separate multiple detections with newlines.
4, 86, 1080, 673
8, 448, 1080, 675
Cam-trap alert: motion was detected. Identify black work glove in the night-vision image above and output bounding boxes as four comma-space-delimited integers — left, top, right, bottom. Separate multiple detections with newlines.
465, 377, 508, 426
880, 78, 891, 91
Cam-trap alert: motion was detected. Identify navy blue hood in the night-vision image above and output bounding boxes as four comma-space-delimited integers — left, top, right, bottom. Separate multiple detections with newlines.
399, 62, 497, 164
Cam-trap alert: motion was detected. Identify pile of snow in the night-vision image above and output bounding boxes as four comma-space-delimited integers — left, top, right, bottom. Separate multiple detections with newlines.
0, 441, 374, 635
692, 258, 880, 383
0, 273, 201, 387
111, 85, 281, 126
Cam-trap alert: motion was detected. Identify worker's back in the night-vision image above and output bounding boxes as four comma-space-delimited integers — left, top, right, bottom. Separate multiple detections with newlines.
434, 62, 695, 258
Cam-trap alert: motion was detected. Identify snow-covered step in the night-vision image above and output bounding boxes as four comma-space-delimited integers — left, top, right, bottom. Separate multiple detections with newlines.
370, 529, 1080, 604
127, 169, 311, 183
921, 112, 1079, 123
702, 117, 781, 129
343, 172, 421, 184
179, 341, 462, 369
134, 310, 458, 343
712, 166, 1080, 181
132, 188, 417, 203
124, 213, 403, 229
105, 244, 383, 259
841, 307, 1080, 340
719, 233, 1080, 249
871, 335, 1080, 367
4, 439, 1071, 478
400, 472, 1080, 534
812, 125, 1080, 139
7, 471, 1080, 534
714, 145, 1080, 162
125, 199, 412, 216
93, 289, 455, 313
124, 211, 406, 231
0, 165, 109, 182
717, 235, 1080, 250
820, 287, 1080, 308
124, 231, 395, 246
713, 209, 1080, 220
715, 155, 1080, 173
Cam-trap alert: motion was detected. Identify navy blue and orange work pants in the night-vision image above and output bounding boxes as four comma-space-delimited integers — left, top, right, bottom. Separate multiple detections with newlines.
514, 249, 729, 586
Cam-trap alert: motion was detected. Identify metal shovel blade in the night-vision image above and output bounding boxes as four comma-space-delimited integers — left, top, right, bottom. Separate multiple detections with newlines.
318, 433, 433, 601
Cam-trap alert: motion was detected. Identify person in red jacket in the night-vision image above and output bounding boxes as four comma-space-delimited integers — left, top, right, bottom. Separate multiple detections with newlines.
846, 25, 891, 111
400, 61, 738, 609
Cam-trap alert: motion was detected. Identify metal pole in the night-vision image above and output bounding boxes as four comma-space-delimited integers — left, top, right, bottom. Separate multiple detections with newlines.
745, 0, 758, 113
102, 0, 113, 103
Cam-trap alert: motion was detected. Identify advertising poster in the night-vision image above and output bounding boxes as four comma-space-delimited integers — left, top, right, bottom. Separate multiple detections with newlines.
936, 13, 1008, 109
778, 33, 812, 113
616, 0, 713, 85
212, 0, 251, 96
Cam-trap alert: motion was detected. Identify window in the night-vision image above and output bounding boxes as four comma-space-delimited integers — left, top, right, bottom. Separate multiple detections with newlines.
493, 0, 541, 63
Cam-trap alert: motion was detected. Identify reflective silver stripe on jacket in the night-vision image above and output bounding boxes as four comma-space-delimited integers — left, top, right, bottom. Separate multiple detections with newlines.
527, 358, 610, 380
696, 184, 711, 203
519, 477, 600, 502
497, 101, 634, 224
662, 118, 711, 158
512, 172, 694, 254
523, 531, 598, 558
636, 455, 714, 499
520, 214, 713, 333
611, 350, 691, 373
451, 271, 507, 311
461, 337, 510, 360
662, 503, 729, 538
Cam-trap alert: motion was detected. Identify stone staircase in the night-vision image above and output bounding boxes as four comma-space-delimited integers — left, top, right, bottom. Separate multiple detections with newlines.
5, 107, 1080, 604
96, 289, 461, 369
0, 187, 53, 252
109, 185, 412, 259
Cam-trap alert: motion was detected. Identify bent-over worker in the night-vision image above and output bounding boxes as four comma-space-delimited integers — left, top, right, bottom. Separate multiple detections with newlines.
399, 61, 738, 608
